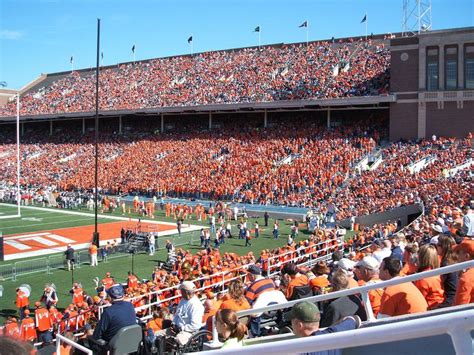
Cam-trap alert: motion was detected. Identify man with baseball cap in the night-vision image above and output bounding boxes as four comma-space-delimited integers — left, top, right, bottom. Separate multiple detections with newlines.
90, 284, 136, 344
245, 264, 286, 337
245, 265, 275, 305
156, 281, 204, 352
287, 301, 361, 354
354, 256, 383, 317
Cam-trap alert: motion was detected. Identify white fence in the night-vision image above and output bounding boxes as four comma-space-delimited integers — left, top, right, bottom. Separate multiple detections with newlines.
234, 260, 474, 320
201, 260, 474, 354
98, 235, 344, 320
55, 333, 93, 355
201, 309, 474, 354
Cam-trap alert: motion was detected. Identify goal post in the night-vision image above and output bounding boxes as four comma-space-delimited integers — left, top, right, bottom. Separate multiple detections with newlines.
0, 92, 21, 219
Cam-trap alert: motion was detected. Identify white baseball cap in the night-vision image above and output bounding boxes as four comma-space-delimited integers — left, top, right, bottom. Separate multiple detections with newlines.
355, 256, 380, 271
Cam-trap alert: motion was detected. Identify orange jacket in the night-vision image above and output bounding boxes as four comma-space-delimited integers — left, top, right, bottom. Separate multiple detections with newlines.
20, 317, 37, 341
4, 322, 21, 339
16, 291, 29, 308
72, 288, 84, 306
35, 307, 53, 332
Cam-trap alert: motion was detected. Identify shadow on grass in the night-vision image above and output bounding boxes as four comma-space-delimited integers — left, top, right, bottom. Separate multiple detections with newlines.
0, 309, 18, 318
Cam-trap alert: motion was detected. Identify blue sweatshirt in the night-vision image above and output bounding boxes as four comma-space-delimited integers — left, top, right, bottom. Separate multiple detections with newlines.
92, 301, 137, 342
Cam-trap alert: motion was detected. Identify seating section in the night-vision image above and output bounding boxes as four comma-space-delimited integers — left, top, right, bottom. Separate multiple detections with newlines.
0, 119, 381, 207
0, 38, 390, 117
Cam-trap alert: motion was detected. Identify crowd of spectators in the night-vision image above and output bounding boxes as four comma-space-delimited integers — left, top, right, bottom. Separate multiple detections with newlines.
0, 38, 390, 117
3, 206, 473, 351
333, 136, 472, 219
0, 118, 383, 207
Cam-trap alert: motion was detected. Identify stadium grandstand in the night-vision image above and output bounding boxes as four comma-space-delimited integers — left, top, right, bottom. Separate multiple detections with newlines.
0, 10, 473, 355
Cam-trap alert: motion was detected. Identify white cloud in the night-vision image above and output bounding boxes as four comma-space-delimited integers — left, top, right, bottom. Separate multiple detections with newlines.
0, 30, 24, 40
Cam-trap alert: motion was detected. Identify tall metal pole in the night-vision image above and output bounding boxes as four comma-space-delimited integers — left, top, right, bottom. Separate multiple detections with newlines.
16, 94, 21, 217
93, 19, 101, 247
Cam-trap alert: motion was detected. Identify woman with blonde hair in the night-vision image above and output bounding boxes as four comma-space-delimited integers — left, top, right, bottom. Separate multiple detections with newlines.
220, 279, 250, 311
414, 244, 445, 309
215, 309, 248, 348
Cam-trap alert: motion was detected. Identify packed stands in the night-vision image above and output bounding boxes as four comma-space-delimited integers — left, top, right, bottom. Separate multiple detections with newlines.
0, 38, 390, 117
0, 118, 383, 206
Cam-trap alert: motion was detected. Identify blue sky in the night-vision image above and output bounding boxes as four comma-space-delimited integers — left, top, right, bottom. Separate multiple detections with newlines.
1, 0, 473, 89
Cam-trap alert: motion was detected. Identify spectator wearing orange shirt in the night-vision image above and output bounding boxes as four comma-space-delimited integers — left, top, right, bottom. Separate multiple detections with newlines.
89, 243, 98, 267
145, 308, 171, 351
220, 280, 251, 312
127, 271, 139, 291
69, 283, 84, 306
378, 257, 428, 318
281, 263, 312, 300
101, 272, 115, 290
400, 243, 419, 276
453, 239, 474, 305
413, 244, 445, 309
354, 256, 384, 318
310, 262, 330, 295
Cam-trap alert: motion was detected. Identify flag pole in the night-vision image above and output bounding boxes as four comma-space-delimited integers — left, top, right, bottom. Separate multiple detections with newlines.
306, 21, 309, 46
71, 56, 74, 72
191, 34, 194, 56
258, 29, 261, 50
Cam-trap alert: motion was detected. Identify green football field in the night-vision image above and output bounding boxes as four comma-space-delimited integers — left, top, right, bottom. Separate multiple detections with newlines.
0, 201, 330, 323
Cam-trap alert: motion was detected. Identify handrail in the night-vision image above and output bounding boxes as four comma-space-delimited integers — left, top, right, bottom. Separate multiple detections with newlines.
98, 234, 343, 318
236, 260, 474, 317
200, 309, 474, 354
267, 237, 344, 277
55, 333, 93, 355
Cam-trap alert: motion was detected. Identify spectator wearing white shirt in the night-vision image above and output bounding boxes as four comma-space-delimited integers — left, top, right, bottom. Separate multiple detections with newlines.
462, 207, 474, 237
156, 281, 204, 349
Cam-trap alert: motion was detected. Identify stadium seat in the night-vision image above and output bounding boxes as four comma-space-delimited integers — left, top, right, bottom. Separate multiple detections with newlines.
89, 324, 143, 355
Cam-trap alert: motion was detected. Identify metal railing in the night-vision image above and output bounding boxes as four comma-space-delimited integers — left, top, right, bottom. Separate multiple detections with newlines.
266, 236, 344, 277
200, 260, 474, 352
96, 234, 343, 320
55, 333, 93, 355
234, 260, 474, 320
0, 230, 201, 281
0, 247, 133, 281
201, 309, 474, 355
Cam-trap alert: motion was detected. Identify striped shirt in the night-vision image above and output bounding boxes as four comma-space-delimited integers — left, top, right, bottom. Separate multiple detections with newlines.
245, 277, 275, 305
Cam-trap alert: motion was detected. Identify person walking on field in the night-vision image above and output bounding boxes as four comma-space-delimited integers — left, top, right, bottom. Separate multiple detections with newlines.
65, 244, 75, 271
89, 243, 98, 267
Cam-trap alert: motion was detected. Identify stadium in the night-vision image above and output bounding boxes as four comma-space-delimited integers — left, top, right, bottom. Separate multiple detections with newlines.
0, 1, 473, 354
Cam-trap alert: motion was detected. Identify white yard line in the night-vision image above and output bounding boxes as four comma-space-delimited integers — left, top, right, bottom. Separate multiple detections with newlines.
0, 203, 181, 226
1, 217, 95, 230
